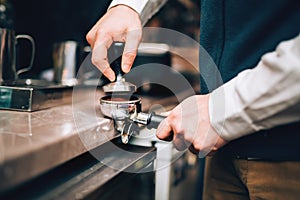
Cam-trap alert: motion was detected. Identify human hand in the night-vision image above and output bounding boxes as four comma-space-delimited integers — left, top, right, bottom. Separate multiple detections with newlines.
86, 5, 142, 81
156, 95, 228, 157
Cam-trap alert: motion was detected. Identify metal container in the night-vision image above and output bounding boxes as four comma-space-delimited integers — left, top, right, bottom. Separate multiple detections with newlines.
0, 28, 35, 84
53, 41, 78, 86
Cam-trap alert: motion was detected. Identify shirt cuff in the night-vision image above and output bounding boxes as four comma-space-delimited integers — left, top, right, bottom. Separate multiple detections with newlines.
108, 0, 149, 15
109, 0, 167, 26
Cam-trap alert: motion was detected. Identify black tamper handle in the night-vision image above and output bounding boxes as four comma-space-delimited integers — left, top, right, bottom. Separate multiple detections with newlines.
108, 42, 125, 77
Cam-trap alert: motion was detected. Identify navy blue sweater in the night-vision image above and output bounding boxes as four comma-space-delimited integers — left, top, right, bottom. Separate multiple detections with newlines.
200, 0, 300, 160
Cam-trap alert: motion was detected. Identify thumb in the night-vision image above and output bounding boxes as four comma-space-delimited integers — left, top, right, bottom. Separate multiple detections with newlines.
156, 119, 173, 141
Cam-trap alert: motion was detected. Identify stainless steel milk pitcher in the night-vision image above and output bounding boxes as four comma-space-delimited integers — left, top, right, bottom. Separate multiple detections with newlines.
0, 28, 35, 84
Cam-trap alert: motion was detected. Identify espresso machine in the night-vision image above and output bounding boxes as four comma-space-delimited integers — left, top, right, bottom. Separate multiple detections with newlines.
100, 42, 166, 144
0, 31, 76, 111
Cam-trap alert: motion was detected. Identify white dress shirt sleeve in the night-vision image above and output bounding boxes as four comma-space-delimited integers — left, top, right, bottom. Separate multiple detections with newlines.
108, 0, 168, 26
209, 34, 300, 141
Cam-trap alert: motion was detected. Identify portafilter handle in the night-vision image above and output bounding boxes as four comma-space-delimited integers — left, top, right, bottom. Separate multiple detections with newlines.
121, 112, 166, 144
133, 112, 166, 129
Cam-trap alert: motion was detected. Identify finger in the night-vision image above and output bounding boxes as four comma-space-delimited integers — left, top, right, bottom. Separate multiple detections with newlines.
122, 30, 141, 73
86, 28, 96, 48
173, 134, 189, 151
188, 145, 199, 155
92, 36, 115, 81
86, 18, 103, 49
156, 119, 173, 141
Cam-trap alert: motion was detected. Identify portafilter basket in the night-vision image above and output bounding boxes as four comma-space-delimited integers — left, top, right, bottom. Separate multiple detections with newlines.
100, 94, 141, 124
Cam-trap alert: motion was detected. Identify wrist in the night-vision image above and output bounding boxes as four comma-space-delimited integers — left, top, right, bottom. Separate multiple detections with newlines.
105, 4, 142, 31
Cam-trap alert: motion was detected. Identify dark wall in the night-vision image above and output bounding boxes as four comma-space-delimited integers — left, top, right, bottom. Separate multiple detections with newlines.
10, 0, 110, 77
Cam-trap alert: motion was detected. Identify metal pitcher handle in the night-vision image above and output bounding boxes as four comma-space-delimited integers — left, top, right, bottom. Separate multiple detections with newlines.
15, 34, 35, 75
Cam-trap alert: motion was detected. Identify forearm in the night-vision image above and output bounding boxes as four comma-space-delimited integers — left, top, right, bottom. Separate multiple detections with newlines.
209, 34, 300, 141
109, 0, 168, 26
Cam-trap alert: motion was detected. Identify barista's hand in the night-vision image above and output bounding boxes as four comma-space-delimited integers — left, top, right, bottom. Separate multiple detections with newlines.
156, 95, 228, 157
86, 5, 142, 81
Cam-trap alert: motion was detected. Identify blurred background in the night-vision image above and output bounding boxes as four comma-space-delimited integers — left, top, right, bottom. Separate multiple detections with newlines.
10, 0, 200, 79
11, 0, 110, 78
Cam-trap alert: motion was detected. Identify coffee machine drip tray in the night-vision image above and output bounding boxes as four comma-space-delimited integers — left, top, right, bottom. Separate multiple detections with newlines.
0, 80, 73, 112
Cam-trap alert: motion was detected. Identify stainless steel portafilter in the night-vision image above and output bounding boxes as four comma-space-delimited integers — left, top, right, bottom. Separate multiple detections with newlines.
100, 94, 141, 143
100, 42, 165, 144
99, 95, 166, 144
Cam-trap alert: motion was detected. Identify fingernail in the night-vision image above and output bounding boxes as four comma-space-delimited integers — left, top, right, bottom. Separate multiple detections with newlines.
106, 70, 115, 82
122, 64, 131, 73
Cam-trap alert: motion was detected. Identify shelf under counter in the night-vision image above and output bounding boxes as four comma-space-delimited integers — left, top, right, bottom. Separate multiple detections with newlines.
1, 139, 156, 200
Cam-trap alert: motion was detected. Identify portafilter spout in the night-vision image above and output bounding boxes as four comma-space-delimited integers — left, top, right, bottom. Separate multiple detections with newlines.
102, 42, 136, 94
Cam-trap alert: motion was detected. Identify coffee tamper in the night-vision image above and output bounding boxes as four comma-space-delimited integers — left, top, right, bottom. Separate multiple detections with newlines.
102, 42, 136, 94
